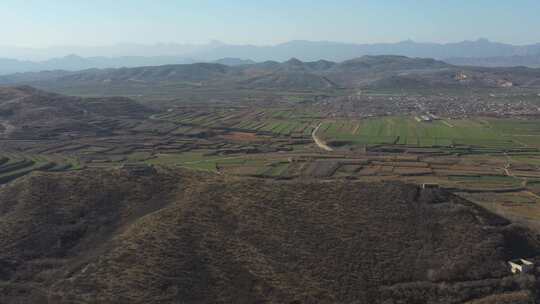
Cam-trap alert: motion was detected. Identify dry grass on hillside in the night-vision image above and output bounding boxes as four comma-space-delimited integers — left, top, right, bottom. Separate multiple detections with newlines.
0, 168, 538, 303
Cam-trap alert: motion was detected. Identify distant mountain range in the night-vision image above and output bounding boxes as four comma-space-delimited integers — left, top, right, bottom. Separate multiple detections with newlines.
193, 39, 540, 62
3, 55, 540, 93
2, 39, 540, 75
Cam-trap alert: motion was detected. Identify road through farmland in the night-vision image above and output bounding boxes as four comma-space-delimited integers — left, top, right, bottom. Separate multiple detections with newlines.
312, 123, 334, 152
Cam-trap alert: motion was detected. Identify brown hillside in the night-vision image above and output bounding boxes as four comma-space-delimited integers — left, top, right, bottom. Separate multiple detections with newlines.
0, 86, 152, 138
0, 168, 538, 303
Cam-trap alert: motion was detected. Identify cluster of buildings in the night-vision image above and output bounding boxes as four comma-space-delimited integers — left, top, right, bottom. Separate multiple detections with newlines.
318, 93, 540, 119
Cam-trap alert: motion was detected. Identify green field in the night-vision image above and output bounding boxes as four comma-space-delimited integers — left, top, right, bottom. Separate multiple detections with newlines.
160, 109, 540, 150
146, 152, 256, 172
319, 116, 540, 148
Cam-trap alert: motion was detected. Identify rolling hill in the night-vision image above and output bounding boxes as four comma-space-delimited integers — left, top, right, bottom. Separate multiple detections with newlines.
0, 168, 538, 303
2, 55, 540, 94
0, 86, 151, 138
4, 39, 540, 75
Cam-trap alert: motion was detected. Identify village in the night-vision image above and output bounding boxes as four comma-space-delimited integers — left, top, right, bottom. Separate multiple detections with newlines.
317, 91, 540, 118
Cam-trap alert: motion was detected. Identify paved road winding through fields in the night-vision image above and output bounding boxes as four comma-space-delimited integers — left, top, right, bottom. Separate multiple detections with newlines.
312, 123, 334, 152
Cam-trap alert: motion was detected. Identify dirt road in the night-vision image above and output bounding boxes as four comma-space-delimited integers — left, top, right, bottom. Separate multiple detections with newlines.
312, 123, 333, 152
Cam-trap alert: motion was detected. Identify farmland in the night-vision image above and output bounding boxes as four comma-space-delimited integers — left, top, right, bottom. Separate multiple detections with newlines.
5, 33, 540, 302
2, 85, 540, 234
0, 152, 82, 184
2, 64, 540, 302
317, 116, 538, 148
3, 97, 540, 186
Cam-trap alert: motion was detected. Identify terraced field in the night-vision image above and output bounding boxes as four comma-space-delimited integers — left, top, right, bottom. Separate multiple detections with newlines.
0, 153, 81, 184
156, 108, 320, 137
458, 190, 540, 231
156, 108, 540, 151
158, 109, 540, 149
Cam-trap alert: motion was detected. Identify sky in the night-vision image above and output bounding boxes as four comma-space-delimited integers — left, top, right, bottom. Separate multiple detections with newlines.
1, 0, 540, 48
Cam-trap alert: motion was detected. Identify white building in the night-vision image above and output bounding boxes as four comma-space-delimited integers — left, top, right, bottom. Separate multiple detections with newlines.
508, 259, 534, 274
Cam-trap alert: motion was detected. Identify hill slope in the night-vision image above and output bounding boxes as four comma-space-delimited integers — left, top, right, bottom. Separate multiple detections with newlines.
3, 55, 540, 93
0, 168, 538, 303
0, 86, 151, 138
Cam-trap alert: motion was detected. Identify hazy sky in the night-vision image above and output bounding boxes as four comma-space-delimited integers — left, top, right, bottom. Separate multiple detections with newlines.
2, 0, 540, 47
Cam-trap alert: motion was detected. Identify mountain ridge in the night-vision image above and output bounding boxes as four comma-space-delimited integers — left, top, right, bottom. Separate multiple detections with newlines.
3, 39, 540, 74
4, 55, 540, 92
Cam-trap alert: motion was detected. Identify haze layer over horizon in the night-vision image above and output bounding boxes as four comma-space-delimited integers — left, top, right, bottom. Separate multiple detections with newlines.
2, 0, 540, 49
